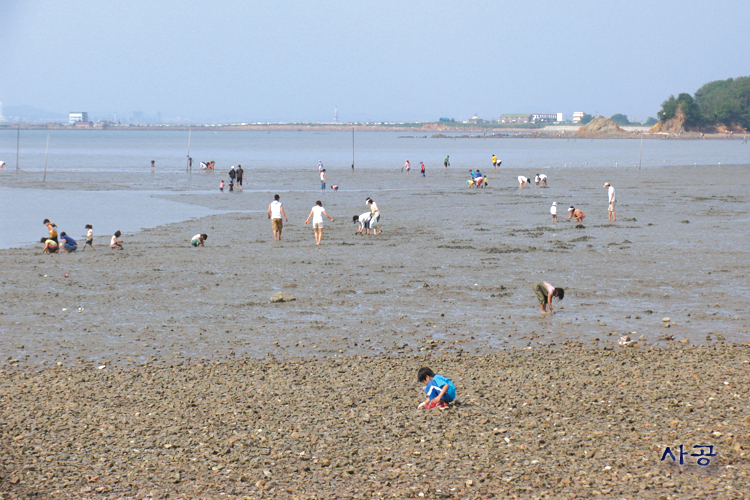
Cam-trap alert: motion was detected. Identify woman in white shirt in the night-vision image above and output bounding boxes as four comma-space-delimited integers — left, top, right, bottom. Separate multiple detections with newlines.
304, 200, 334, 245
367, 198, 381, 235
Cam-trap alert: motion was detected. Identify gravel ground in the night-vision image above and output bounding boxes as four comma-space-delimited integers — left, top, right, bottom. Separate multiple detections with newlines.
2, 345, 750, 499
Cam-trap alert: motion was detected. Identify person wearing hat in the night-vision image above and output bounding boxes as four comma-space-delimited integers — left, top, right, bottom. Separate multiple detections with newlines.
604, 182, 616, 221
565, 206, 585, 222
550, 202, 558, 223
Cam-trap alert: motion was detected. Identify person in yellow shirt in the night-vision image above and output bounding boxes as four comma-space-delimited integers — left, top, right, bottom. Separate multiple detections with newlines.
491, 154, 497, 168
43, 219, 58, 243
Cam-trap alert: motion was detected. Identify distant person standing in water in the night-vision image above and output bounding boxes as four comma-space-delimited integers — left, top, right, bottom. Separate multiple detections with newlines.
305, 200, 335, 245
236, 165, 244, 190
404, 159, 410, 176
320, 169, 326, 192
267, 194, 288, 241
420, 161, 425, 177
491, 154, 497, 168
187, 155, 193, 169
228, 166, 236, 185
318, 161, 324, 172
151, 160, 155, 169
443, 155, 450, 169
604, 182, 616, 221
550, 202, 558, 223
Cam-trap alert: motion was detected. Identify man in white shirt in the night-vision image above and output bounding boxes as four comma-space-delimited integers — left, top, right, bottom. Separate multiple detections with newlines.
267, 194, 289, 241
604, 182, 616, 221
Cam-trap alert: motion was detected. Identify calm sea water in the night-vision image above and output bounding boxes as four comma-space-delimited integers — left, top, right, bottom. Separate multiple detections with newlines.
1, 129, 748, 172
1, 130, 748, 248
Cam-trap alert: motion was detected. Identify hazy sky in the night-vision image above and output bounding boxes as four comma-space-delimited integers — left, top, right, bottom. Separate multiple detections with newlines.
2, 0, 748, 123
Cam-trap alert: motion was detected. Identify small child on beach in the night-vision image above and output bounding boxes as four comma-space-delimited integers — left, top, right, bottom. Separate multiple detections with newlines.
220, 180, 225, 192
417, 367, 456, 409
82, 224, 95, 251
110, 230, 123, 250
191, 233, 208, 247
550, 202, 557, 223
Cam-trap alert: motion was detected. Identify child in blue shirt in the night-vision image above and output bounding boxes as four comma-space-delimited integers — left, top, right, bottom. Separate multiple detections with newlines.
418, 367, 456, 409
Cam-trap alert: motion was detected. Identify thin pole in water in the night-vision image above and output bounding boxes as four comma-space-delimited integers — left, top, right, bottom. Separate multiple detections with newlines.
16, 126, 20, 172
186, 128, 192, 172
638, 134, 643, 170
43, 133, 50, 182
351, 127, 355, 170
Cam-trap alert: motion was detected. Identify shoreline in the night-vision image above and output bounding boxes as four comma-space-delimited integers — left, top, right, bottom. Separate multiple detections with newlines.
1, 122, 746, 139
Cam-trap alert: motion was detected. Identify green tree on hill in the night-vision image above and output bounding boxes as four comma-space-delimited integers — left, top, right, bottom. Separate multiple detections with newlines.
694, 77, 750, 130
610, 114, 630, 126
657, 93, 704, 128
656, 77, 750, 130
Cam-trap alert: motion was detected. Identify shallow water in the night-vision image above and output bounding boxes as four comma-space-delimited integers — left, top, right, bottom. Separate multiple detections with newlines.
1, 129, 748, 173
0, 187, 220, 249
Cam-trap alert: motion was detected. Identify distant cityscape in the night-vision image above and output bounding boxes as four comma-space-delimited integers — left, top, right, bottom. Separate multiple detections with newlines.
0, 103, 656, 128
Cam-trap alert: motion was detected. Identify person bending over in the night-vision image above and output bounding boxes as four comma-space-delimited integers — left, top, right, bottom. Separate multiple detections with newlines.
532, 281, 565, 315
566, 206, 585, 222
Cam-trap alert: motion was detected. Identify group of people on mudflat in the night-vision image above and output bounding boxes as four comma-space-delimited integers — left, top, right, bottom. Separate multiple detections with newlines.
40, 219, 123, 253
266, 193, 381, 245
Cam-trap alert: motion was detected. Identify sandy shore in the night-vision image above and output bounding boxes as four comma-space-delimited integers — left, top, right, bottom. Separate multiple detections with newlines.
1, 163, 749, 497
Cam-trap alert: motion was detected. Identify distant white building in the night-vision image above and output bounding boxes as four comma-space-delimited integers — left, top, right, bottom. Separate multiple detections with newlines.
499, 114, 530, 124
69, 112, 89, 124
572, 111, 586, 123
530, 113, 560, 123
